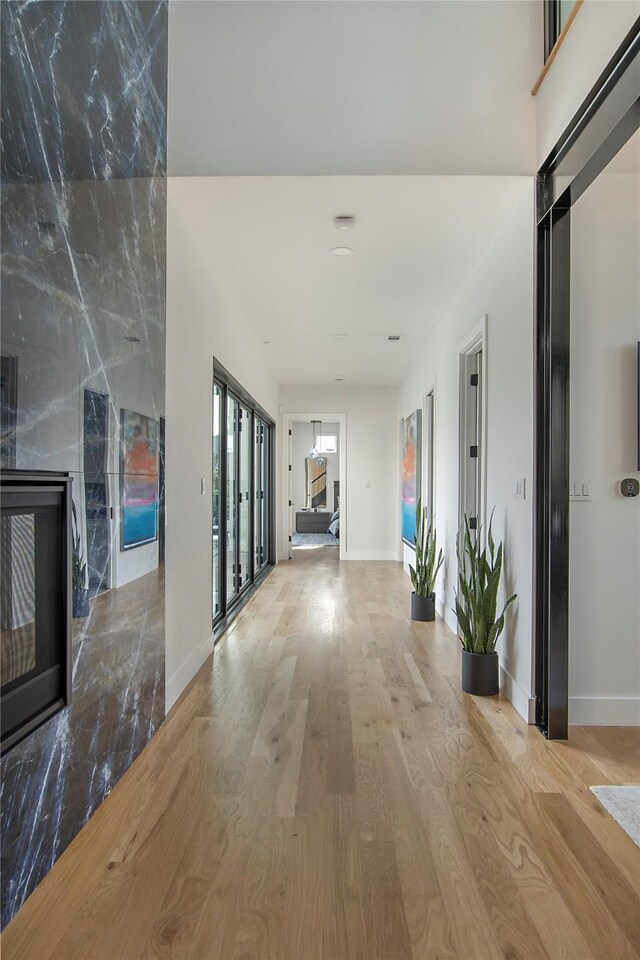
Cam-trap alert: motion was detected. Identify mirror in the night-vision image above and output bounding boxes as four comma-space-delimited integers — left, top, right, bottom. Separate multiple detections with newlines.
305, 455, 328, 509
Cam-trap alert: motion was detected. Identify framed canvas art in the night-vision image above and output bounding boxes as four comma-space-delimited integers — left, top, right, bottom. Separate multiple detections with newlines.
401, 409, 422, 547
119, 409, 159, 550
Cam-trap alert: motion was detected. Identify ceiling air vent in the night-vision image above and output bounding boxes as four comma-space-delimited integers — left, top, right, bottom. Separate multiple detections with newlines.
387, 335, 402, 342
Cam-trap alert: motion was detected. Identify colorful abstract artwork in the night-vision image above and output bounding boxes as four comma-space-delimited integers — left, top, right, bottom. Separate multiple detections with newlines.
401, 409, 422, 547
120, 410, 159, 550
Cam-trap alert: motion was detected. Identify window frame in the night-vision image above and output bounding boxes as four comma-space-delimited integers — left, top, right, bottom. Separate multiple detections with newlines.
212, 358, 275, 635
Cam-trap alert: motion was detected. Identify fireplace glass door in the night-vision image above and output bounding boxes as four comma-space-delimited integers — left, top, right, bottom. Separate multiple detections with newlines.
0, 473, 72, 753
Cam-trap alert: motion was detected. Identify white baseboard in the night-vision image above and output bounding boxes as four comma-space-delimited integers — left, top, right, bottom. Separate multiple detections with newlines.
500, 665, 536, 723
343, 550, 399, 561
568, 697, 640, 726
165, 631, 214, 713
437, 598, 535, 725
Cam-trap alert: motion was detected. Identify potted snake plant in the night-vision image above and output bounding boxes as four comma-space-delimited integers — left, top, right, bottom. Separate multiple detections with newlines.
409, 498, 444, 621
454, 511, 517, 695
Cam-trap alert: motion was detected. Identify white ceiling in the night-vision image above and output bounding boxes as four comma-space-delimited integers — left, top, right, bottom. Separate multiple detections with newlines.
170, 175, 531, 385
168, 1, 540, 177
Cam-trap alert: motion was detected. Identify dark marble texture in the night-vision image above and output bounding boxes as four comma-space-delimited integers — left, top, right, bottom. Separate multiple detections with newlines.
0, 1, 168, 929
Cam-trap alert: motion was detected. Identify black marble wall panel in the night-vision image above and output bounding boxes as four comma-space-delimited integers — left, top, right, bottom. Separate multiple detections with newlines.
0, 1, 168, 929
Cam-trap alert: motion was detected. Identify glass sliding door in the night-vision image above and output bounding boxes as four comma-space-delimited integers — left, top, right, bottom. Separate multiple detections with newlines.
226, 395, 238, 602
212, 360, 274, 627
261, 422, 270, 568
238, 405, 251, 590
212, 382, 222, 620
254, 418, 263, 571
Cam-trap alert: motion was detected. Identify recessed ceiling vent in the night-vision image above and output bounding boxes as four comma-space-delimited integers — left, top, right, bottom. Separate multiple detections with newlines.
387, 335, 402, 342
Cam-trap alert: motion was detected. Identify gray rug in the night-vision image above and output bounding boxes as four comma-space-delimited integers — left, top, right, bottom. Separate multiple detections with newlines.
590, 785, 640, 846
292, 533, 339, 547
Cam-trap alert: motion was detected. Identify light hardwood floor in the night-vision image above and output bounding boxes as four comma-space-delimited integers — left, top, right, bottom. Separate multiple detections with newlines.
3, 548, 640, 959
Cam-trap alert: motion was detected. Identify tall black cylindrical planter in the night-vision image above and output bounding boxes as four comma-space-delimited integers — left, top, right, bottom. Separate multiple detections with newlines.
461, 650, 499, 696
411, 592, 435, 622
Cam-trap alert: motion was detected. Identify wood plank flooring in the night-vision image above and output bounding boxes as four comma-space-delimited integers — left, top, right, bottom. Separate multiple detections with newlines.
3, 548, 639, 960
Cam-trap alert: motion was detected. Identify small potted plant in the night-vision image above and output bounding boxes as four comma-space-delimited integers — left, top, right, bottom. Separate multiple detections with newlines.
454, 511, 516, 695
409, 498, 444, 622
72, 501, 90, 619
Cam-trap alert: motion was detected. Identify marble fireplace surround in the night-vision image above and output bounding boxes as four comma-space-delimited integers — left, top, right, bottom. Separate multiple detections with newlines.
0, 1, 168, 929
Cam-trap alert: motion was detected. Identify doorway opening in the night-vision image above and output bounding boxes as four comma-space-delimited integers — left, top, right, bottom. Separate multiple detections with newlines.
534, 19, 640, 739
283, 413, 346, 561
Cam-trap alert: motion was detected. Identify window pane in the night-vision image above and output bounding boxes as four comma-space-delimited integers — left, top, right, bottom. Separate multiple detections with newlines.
317, 434, 337, 454
261, 424, 269, 565
226, 397, 238, 602
254, 419, 262, 570
212, 382, 222, 618
558, 0, 577, 32
239, 406, 251, 588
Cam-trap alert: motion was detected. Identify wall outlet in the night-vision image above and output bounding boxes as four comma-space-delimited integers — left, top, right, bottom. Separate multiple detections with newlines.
515, 478, 526, 500
570, 479, 592, 501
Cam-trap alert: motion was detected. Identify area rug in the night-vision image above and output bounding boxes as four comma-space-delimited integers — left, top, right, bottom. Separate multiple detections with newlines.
292, 533, 339, 546
590, 785, 640, 846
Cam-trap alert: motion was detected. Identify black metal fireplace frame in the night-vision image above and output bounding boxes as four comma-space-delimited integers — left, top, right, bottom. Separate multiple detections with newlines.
1, 470, 73, 754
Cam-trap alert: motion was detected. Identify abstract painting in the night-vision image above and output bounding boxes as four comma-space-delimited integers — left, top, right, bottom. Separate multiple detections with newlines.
120, 410, 159, 550
401, 409, 422, 546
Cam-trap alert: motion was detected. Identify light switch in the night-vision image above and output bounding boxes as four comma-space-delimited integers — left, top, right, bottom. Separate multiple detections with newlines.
515, 479, 526, 500
570, 479, 592, 501
201, 478, 206, 495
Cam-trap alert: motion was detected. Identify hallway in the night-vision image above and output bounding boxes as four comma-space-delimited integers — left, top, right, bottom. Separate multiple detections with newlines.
3, 554, 639, 960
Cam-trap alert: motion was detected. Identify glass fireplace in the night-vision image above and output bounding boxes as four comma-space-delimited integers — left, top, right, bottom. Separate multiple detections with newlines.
1, 471, 72, 754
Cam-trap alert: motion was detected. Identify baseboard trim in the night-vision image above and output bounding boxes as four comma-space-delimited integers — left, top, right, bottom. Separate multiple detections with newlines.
568, 697, 640, 726
343, 550, 399, 561
165, 630, 214, 713
500, 665, 536, 723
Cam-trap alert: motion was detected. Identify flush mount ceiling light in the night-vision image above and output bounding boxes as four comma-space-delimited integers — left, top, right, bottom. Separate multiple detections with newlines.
333, 216, 356, 231
334, 333, 349, 339
334, 376, 345, 381
330, 246, 353, 257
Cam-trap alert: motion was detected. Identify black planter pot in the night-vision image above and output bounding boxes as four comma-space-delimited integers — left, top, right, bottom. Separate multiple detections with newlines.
411, 591, 435, 622
72, 588, 90, 619
461, 650, 499, 696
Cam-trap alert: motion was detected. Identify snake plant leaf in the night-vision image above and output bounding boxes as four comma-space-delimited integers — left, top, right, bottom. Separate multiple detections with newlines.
455, 511, 517, 656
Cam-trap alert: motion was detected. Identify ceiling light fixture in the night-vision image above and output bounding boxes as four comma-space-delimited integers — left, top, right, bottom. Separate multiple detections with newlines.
334, 334, 349, 339
387, 335, 402, 341
333, 216, 356, 231
331, 246, 353, 257
334, 376, 345, 382
309, 420, 325, 466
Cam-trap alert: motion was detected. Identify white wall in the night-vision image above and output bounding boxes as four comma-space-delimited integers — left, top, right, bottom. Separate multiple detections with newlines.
280, 386, 398, 560
568, 146, 640, 725
535, 0, 640, 166
165, 177, 279, 710
399, 181, 536, 722
291, 421, 340, 514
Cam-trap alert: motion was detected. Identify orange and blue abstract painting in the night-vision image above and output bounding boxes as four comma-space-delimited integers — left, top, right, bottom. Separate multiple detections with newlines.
120, 410, 159, 550
401, 409, 421, 546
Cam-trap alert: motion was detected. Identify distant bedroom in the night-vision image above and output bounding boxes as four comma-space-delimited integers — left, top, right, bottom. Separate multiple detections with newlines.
289, 420, 340, 553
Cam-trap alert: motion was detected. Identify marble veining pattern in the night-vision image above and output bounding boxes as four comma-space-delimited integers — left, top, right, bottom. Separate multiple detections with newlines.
0, 1, 168, 929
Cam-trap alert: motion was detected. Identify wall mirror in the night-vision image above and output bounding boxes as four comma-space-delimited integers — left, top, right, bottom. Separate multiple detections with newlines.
305, 455, 328, 508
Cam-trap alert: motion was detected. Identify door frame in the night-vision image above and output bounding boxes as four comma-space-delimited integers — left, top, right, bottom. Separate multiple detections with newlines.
458, 316, 488, 538
281, 412, 347, 561
533, 17, 640, 739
